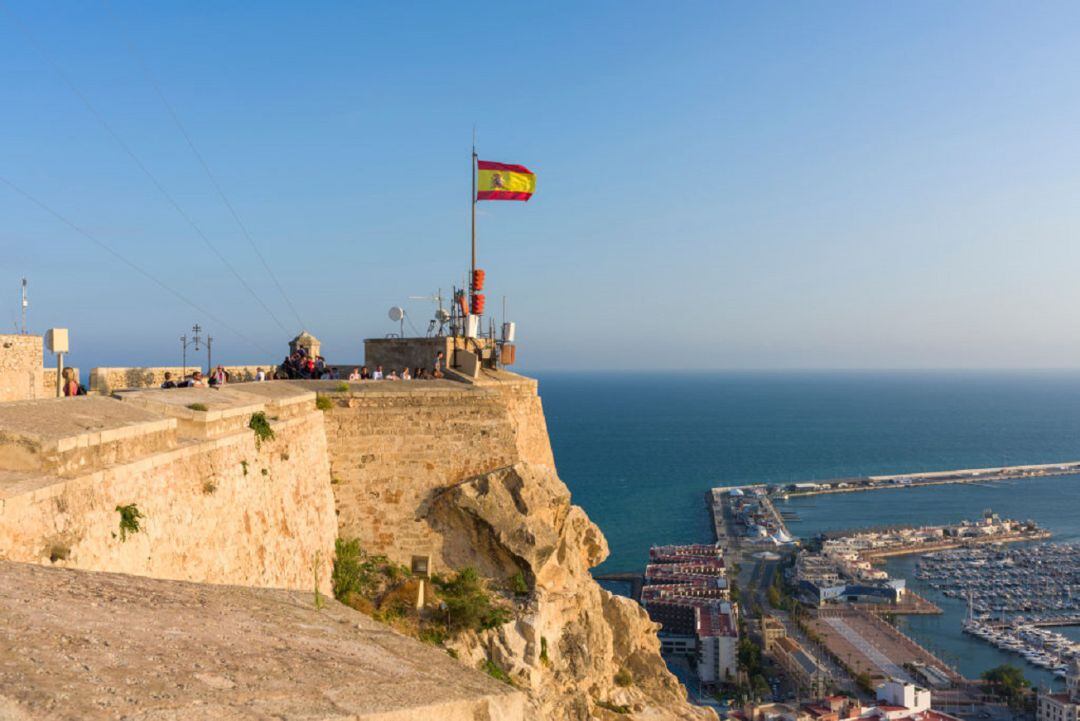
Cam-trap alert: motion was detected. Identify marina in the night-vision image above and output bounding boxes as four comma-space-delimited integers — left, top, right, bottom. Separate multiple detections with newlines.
962, 619, 1080, 678
916, 543, 1080, 617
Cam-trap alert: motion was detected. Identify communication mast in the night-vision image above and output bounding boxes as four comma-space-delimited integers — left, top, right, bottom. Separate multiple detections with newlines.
409, 290, 450, 336
20, 278, 28, 334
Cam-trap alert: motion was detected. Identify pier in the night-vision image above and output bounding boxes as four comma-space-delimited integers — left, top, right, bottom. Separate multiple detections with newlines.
778, 460, 1080, 497
593, 572, 645, 601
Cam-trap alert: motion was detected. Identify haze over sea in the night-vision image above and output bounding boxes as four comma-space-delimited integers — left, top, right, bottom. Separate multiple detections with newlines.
537, 370, 1080, 687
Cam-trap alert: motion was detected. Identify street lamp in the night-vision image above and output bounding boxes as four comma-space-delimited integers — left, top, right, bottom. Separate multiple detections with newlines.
180, 324, 203, 377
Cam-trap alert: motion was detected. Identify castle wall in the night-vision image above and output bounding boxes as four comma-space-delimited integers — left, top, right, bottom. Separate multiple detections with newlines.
0, 409, 337, 593
321, 377, 554, 566
364, 337, 498, 376
89, 364, 277, 393
0, 335, 43, 402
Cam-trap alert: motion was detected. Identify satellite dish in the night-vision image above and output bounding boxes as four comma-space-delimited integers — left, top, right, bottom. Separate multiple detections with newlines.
388, 306, 405, 322
434, 308, 451, 323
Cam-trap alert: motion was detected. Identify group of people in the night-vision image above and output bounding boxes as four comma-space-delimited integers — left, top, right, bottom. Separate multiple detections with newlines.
280, 347, 338, 380
346, 352, 445, 382
152, 349, 447, 390
160, 365, 260, 389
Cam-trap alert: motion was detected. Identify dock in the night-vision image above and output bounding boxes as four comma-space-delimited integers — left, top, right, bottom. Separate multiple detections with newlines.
592, 572, 645, 601
780, 460, 1080, 497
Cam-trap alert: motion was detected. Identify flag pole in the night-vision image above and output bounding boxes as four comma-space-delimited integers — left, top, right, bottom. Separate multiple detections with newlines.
470, 130, 477, 316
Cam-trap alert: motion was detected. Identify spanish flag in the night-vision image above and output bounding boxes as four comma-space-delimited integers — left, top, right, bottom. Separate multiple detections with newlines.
476, 160, 536, 201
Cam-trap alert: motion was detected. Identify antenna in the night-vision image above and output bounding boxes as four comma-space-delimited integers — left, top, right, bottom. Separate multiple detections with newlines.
408, 289, 450, 336
388, 306, 406, 338
20, 278, 28, 334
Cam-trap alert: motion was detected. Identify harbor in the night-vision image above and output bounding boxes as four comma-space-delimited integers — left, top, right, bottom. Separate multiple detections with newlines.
781, 475, 1080, 688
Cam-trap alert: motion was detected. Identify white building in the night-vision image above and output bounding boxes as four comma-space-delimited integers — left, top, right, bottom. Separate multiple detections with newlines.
695, 605, 738, 684
1039, 660, 1080, 721
877, 680, 932, 715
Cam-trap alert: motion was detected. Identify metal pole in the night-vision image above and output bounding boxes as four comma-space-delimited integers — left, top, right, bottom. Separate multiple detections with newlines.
181, 335, 187, 378
470, 139, 477, 305
56, 352, 63, 397
207, 337, 213, 375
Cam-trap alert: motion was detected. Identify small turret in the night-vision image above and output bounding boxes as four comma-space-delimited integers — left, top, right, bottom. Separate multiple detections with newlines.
289, 331, 321, 358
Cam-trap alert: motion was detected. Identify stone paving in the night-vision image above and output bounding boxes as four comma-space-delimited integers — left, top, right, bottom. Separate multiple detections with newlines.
0, 561, 525, 721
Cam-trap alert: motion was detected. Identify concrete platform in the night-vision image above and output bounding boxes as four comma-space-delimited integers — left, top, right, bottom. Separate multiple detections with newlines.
0, 397, 176, 476
0, 561, 526, 720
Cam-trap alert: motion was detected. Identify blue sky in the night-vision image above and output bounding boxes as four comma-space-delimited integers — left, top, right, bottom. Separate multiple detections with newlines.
4, 1, 1080, 370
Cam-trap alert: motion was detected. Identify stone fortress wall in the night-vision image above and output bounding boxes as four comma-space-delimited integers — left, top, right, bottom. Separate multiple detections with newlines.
0, 384, 337, 594
319, 373, 555, 567
89, 364, 277, 394
0, 334, 44, 402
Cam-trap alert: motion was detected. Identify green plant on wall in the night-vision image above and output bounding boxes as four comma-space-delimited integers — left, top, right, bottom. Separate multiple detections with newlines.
249, 412, 274, 447
481, 658, 513, 686
115, 504, 143, 541
315, 395, 334, 412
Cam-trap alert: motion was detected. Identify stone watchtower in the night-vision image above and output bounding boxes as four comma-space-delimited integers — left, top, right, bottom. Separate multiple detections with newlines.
289, 331, 321, 358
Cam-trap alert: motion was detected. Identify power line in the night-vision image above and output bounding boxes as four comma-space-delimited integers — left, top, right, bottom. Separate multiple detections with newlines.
0, 174, 273, 357
0, 0, 293, 337
100, 0, 307, 331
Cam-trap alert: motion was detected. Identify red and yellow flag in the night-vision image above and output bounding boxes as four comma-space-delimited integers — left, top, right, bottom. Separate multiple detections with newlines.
476, 160, 536, 201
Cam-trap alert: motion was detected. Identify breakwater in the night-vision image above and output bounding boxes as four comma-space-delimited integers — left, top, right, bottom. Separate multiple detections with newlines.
784, 461, 1080, 497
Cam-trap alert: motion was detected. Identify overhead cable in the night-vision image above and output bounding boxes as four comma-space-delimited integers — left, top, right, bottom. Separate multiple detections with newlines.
0, 0, 294, 337
101, 0, 307, 331
0, 174, 274, 356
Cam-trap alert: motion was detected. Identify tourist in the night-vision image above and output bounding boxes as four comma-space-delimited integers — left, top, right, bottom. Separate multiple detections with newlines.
433, 351, 445, 379
373, 365, 384, 380
386, 369, 399, 381
255, 367, 266, 382
212, 365, 227, 386
414, 367, 424, 380
360, 366, 371, 380
161, 372, 177, 389
401, 367, 412, 380
349, 368, 361, 381
190, 370, 207, 388
62, 368, 80, 397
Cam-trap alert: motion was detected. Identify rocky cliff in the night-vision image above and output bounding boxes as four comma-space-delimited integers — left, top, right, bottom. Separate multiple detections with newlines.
431, 463, 716, 720
321, 373, 716, 720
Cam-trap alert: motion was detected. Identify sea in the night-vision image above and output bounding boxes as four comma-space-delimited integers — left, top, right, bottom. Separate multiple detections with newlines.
534, 370, 1080, 689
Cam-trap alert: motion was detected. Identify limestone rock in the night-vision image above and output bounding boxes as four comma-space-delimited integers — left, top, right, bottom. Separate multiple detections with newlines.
430, 463, 717, 721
